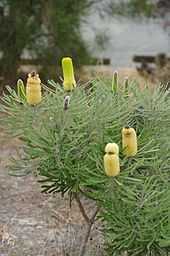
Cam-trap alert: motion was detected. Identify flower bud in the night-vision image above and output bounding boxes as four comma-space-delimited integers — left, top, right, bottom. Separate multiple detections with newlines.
26, 72, 42, 105
104, 143, 120, 177
17, 79, 26, 99
122, 127, 138, 157
112, 71, 118, 93
105, 143, 119, 155
62, 57, 76, 91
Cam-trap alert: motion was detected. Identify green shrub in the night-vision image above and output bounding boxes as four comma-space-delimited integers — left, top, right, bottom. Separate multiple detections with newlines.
0, 68, 170, 256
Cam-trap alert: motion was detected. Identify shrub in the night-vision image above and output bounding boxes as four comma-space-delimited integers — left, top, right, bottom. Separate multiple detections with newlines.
0, 62, 170, 256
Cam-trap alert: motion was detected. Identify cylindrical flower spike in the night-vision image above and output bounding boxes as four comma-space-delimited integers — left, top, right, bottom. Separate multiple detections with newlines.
112, 71, 118, 93
26, 72, 42, 105
104, 143, 120, 177
62, 57, 76, 91
122, 127, 138, 157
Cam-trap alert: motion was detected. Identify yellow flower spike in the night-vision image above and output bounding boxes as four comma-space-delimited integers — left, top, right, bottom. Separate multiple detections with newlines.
122, 127, 138, 157
62, 57, 76, 91
104, 143, 120, 177
26, 71, 42, 105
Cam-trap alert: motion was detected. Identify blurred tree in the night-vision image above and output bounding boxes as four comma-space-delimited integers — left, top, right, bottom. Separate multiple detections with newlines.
108, 0, 170, 17
157, 0, 170, 16
127, 0, 155, 17
0, 0, 42, 86
39, 0, 94, 80
0, 0, 95, 87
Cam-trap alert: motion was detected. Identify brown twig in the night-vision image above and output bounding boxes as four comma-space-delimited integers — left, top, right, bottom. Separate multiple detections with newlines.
74, 192, 100, 256
74, 193, 90, 224
79, 206, 100, 256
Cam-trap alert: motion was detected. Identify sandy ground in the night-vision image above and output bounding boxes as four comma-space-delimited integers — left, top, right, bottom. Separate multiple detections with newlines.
0, 134, 103, 256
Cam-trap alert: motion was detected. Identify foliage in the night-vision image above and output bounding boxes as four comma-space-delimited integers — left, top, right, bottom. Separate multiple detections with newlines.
108, 0, 170, 18
156, 63, 170, 90
127, 0, 154, 17
0, 75, 170, 255
108, 0, 154, 17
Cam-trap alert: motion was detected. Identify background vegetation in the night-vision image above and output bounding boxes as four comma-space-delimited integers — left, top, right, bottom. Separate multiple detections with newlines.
0, 0, 169, 89
0, 0, 94, 87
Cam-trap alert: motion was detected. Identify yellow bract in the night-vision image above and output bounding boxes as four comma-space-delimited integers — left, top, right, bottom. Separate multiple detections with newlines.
122, 127, 138, 157
105, 143, 119, 155
62, 57, 76, 91
26, 72, 42, 105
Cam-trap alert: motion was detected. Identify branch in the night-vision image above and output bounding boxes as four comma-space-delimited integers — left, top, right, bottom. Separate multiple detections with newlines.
75, 193, 90, 224
79, 206, 100, 256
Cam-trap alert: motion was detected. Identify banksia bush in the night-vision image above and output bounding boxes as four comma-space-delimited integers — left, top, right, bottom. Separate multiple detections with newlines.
0, 59, 170, 256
